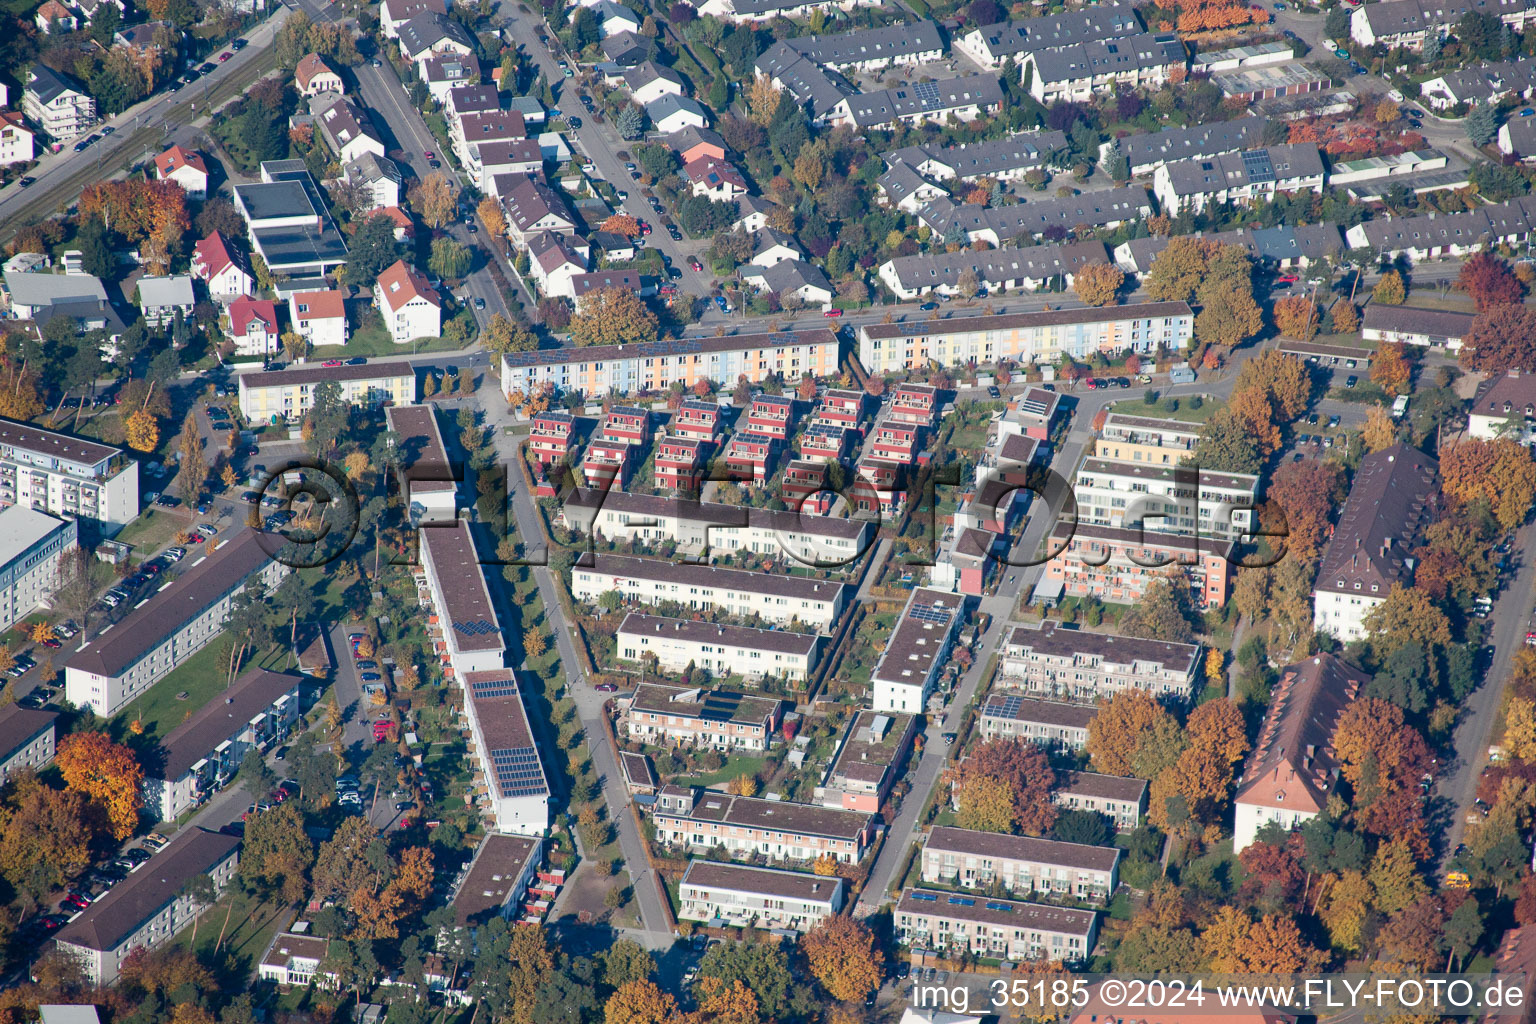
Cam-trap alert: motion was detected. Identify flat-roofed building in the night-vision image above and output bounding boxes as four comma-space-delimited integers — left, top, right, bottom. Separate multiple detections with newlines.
782, 459, 832, 514
53, 828, 240, 985
1038, 521, 1235, 609
1312, 444, 1438, 642
813, 388, 867, 431
527, 411, 577, 468
679, 861, 845, 931
419, 521, 505, 678
572, 553, 849, 629
621, 750, 659, 794
460, 671, 551, 834
817, 709, 916, 812
617, 613, 821, 682
258, 933, 335, 988
896, 888, 1098, 963
1001, 386, 1064, 442
238, 361, 416, 421
0, 704, 57, 784
722, 431, 782, 485
141, 669, 302, 823
387, 406, 457, 524
888, 383, 939, 427
623, 682, 784, 750
653, 787, 876, 863
857, 303, 1194, 374
868, 422, 923, 464
232, 164, 349, 276
0, 505, 77, 631
501, 330, 841, 397
65, 531, 289, 717
655, 436, 710, 492
980, 694, 1096, 749
559, 490, 874, 569
671, 400, 723, 441
451, 832, 544, 927
1055, 771, 1147, 831
872, 588, 963, 713
1074, 458, 1259, 540
798, 425, 851, 463
922, 826, 1121, 900
746, 395, 797, 439
1090, 411, 1202, 465
1001, 621, 1201, 702
0, 417, 138, 533
581, 436, 638, 490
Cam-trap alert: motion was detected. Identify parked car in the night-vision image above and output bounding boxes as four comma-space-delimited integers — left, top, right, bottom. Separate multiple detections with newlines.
595, 682, 618, 692
164, 547, 186, 561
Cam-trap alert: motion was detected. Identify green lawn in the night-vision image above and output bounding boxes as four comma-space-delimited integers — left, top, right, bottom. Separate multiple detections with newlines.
310, 322, 465, 360
111, 638, 287, 745
671, 752, 767, 788
1111, 394, 1218, 423
174, 891, 289, 986
112, 505, 189, 559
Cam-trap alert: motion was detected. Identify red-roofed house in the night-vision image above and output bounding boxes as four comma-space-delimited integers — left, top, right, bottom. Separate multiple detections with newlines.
154, 145, 209, 198
35, 1, 77, 33
0, 111, 36, 165
655, 437, 709, 492
683, 158, 749, 201
670, 400, 722, 442
287, 290, 347, 349
375, 206, 415, 241
228, 297, 280, 358
191, 233, 255, 303
295, 53, 343, 96
374, 260, 441, 344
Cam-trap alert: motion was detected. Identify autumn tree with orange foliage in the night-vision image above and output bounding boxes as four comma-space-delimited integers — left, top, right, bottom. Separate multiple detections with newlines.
1334, 696, 1434, 804
1072, 262, 1125, 307
802, 915, 884, 1002
79, 180, 191, 248
1265, 458, 1344, 560
601, 214, 642, 237
606, 978, 678, 1024
1440, 437, 1536, 532
1456, 251, 1525, 311
1273, 295, 1320, 340
55, 732, 143, 840
949, 737, 1057, 836
1200, 907, 1326, 973
1087, 689, 1178, 778
0, 772, 100, 900
1370, 341, 1412, 395
689, 977, 760, 1024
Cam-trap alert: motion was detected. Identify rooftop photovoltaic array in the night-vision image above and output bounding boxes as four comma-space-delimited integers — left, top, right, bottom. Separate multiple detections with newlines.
470, 677, 520, 699
1242, 149, 1275, 184
454, 619, 500, 636
910, 603, 953, 625
490, 746, 546, 797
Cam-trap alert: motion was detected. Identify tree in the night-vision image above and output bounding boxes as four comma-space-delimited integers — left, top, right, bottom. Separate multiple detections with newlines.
1052, 809, 1111, 846
125, 409, 160, 452
0, 775, 100, 901
1192, 408, 1262, 473
240, 801, 314, 903
1118, 576, 1196, 643
176, 411, 207, 502
238, 747, 277, 800
1457, 251, 1524, 310
1330, 301, 1360, 334
601, 214, 641, 237
428, 237, 473, 281
801, 916, 883, 1002
1145, 237, 1223, 303
568, 288, 659, 346
1373, 270, 1407, 305
478, 196, 508, 236
698, 941, 791, 1018
1087, 689, 1178, 777
605, 979, 677, 1024
1196, 278, 1263, 349
1072, 262, 1124, 306
1466, 103, 1498, 146
409, 172, 461, 230
55, 732, 143, 840
1462, 302, 1536, 374
1440, 437, 1536, 532
1273, 295, 1320, 340
1361, 405, 1399, 453
1370, 341, 1411, 394
600, 939, 656, 990
343, 214, 402, 289
1442, 895, 1484, 970
1360, 584, 1453, 656
1266, 458, 1343, 560
1234, 350, 1310, 421
616, 105, 645, 141
1368, 837, 1428, 914
949, 737, 1057, 835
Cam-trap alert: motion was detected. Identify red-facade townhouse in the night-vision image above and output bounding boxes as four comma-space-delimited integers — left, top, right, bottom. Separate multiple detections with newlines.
951, 527, 1003, 596
746, 395, 797, 439
582, 437, 637, 490
723, 431, 782, 485
528, 411, 576, 467
781, 459, 833, 514
889, 382, 940, 427
671, 399, 723, 441
869, 422, 923, 464
852, 456, 908, 518
816, 388, 867, 432
602, 405, 652, 446
655, 437, 710, 492
800, 423, 852, 463
1013, 387, 1063, 441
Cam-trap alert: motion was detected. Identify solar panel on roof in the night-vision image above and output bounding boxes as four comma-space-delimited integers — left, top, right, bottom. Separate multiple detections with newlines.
948, 896, 975, 906
911, 891, 938, 902
455, 619, 501, 636
986, 901, 1012, 911
1242, 149, 1275, 184
471, 679, 520, 699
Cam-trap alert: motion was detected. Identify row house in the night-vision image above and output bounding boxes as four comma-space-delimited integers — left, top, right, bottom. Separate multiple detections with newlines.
877, 239, 1110, 301
922, 826, 1121, 900
917, 192, 1149, 249
1350, 0, 1536, 49
679, 861, 844, 933
814, 388, 867, 431
895, 889, 1098, 965
885, 130, 1067, 185
851, 456, 909, 519
654, 436, 710, 492
799, 424, 852, 463
746, 394, 797, 439
1152, 144, 1327, 216
623, 682, 784, 751
835, 75, 1005, 130
1073, 457, 1260, 541
1363, 303, 1476, 353
980, 693, 1096, 750
868, 422, 924, 464
459, 671, 552, 836
386, 405, 458, 524
1000, 620, 1202, 703
602, 405, 652, 446
670, 400, 723, 441
817, 710, 917, 813
417, 521, 508, 679
1103, 114, 1265, 177
1055, 770, 1147, 832
581, 436, 637, 490
617, 612, 820, 682
781, 459, 833, 514
1037, 520, 1235, 609
888, 383, 939, 428
953, 4, 1143, 69
571, 553, 850, 629
527, 411, 576, 468
651, 787, 877, 863
722, 431, 782, 485
1023, 32, 1187, 105
1342, 194, 1536, 262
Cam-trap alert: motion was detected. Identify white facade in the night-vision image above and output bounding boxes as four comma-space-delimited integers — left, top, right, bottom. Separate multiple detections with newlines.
287, 291, 349, 349
871, 588, 962, 713
570, 554, 848, 629
0, 420, 139, 533
0, 704, 57, 785
617, 613, 820, 682
678, 861, 844, 932
0, 113, 36, 165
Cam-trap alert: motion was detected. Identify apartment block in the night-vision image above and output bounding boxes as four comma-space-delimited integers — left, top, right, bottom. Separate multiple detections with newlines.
142, 669, 301, 823
0, 417, 139, 533
868, 422, 923, 464
1037, 521, 1235, 609
581, 436, 638, 490
979, 693, 1096, 750
895, 888, 1098, 964
452, 832, 544, 928
1074, 458, 1258, 541
617, 613, 821, 682
238, 361, 416, 421
501, 330, 841, 397
888, 383, 939, 427
0, 505, 77, 632
23, 65, 96, 142
799, 424, 852, 463
54, 828, 240, 985
782, 459, 833, 514
671, 400, 724, 441
1000, 620, 1201, 702
571, 553, 850, 629
858, 303, 1194, 375
722, 432, 782, 485
817, 709, 916, 813
746, 395, 797, 439
678, 861, 844, 932
387, 405, 458, 524
814, 388, 867, 431
623, 682, 784, 750
872, 588, 963, 713
652, 787, 876, 863
559, 490, 874, 569
1090, 411, 1202, 466
655, 436, 710, 492
527, 411, 577, 467
418, 520, 505, 679
66, 531, 289, 717
0, 704, 57, 785
459, 671, 551, 835
602, 406, 653, 445
1054, 771, 1147, 831
922, 826, 1120, 900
